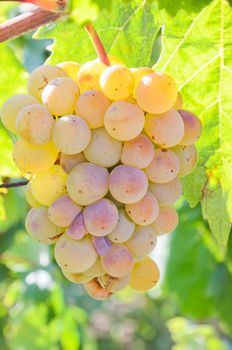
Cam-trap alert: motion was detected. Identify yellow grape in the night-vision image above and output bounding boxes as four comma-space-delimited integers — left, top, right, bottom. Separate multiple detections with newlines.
130, 67, 154, 91
57, 61, 81, 81
104, 101, 145, 141
83, 127, 122, 167
98, 274, 130, 292
77, 59, 107, 93
24, 182, 40, 208
62, 258, 104, 283
149, 177, 182, 206
173, 92, 183, 109
75, 89, 111, 129
60, 152, 86, 173
152, 206, 178, 235
27, 64, 67, 100
172, 145, 197, 176
144, 110, 184, 148
31, 165, 67, 206
13, 139, 58, 174
100, 64, 134, 100
101, 244, 134, 278
135, 72, 178, 114
42, 77, 79, 116
108, 209, 135, 243
84, 279, 113, 300
48, 194, 82, 227
129, 257, 160, 291
178, 110, 202, 145
126, 225, 157, 258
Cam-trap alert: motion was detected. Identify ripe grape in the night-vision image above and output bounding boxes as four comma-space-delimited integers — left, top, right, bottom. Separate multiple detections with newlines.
152, 206, 178, 235
27, 64, 67, 100
77, 59, 106, 92
130, 257, 160, 291
84, 279, 113, 300
178, 110, 202, 145
67, 162, 109, 205
75, 89, 111, 129
83, 199, 118, 236
126, 225, 157, 258
0, 94, 38, 134
145, 149, 180, 184
101, 244, 134, 278
66, 212, 87, 240
130, 67, 154, 90
16, 104, 54, 145
55, 234, 97, 273
62, 258, 104, 283
108, 209, 135, 243
121, 133, 154, 169
125, 191, 159, 226
100, 64, 134, 100
98, 274, 130, 292
104, 101, 145, 141
135, 72, 178, 114
48, 194, 82, 227
31, 165, 67, 206
109, 165, 148, 204
173, 92, 183, 109
92, 236, 112, 256
52, 115, 91, 154
60, 152, 86, 173
144, 109, 184, 148
24, 182, 40, 208
173, 145, 197, 176
83, 127, 122, 167
149, 178, 182, 206
42, 77, 79, 116
57, 61, 81, 81
13, 139, 58, 174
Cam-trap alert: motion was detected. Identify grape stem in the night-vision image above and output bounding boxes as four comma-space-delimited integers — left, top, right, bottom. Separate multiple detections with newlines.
85, 23, 111, 66
0, 180, 29, 188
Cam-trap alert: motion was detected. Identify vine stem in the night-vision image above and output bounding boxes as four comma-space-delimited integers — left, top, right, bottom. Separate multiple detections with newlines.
85, 23, 111, 66
0, 180, 28, 189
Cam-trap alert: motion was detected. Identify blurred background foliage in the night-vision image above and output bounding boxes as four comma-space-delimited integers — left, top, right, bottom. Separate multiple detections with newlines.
0, 2, 232, 350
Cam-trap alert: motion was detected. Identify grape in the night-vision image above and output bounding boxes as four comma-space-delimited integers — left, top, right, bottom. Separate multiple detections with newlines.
125, 191, 159, 226
172, 145, 197, 176
104, 101, 145, 141
144, 109, 184, 148
129, 257, 160, 291
52, 115, 91, 154
108, 209, 135, 243
42, 77, 79, 116
48, 194, 82, 227
83, 128, 122, 167
25, 206, 63, 244
27, 64, 68, 100
97, 55, 124, 65
16, 104, 54, 145
135, 72, 178, 114
173, 92, 183, 109
130, 67, 154, 91
83, 199, 119, 236
62, 269, 92, 284
126, 225, 157, 258
98, 274, 130, 292
67, 162, 109, 205
77, 59, 106, 92
13, 139, 58, 174
149, 178, 182, 206
55, 234, 97, 273
178, 110, 202, 145
145, 149, 180, 184
62, 258, 104, 283
84, 279, 113, 300
60, 152, 86, 173
75, 89, 111, 129
121, 133, 154, 168
101, 244, 134, 278
66, 212, 87, 240
92, 236, 112, 256
57, 61, 81, 81
152, 206, 178, 235
100, 64, 134, 100
109, 165, 148, 204
0, 94, 38, 134
85, 258, 105, 278
24, 182, 40, 208
31, 165, 67, 206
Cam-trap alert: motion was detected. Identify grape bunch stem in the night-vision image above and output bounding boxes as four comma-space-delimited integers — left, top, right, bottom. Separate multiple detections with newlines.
0, 180, 28, 188
85, 23, 111, 66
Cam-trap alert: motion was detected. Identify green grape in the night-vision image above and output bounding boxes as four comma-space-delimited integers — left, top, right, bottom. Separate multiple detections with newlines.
101, 244, 134, 278
83, 127, 122, 167
100, 64, 134, 100
75, 89, 111, 129
125, 191, 159, 226
77, 59, 107, 93
152, 206, 178, 235
31, 165, 67, 206
27, 64, 68, 100
173, 92, 183, 109
83, 199, 119, 236
104, 101, 145, 141
67, 162, 109, 205
178, 110, 202, 145
57, 61, 81, 81
121, 133, 154, 169
55, 234, 97, 273
52, 115, 91, 154
109, 165, 148, 204
24, 182, 40, 208
48, 194, 82, 227
149, 178, 182, 206
98, 274, 130, 292
145, 149, 180, 184
108, 209, 135, 243
25, 206, 63, 244
129, 257, 160, 291
144, 110, 184, 148
16, 104, 54, 145
172, 145, 197, 176
130, 67, 154, 91
13, 139, 58, 174
126, 225, 157, 258
0, 94, 38, 134
135, 72, 178, 114
42, 77, 79, 116
84, 279, 113, 300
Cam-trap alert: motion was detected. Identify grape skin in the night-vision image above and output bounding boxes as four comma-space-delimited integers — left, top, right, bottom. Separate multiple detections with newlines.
60, 152, 86, 173
84, 279, 113, 300
126, 225, 157, 258
130, 257, 160, 291
173, 92, 183, 109
172, 145, 197, 176
98, 274, 130, 292
101, 244, 134, 278
149, 178, 182, 206
48, 194, 82, 227
24, 182, 40, 208
152, 206, 178, 235
66, 212, 87, 240
62, 258, 105, 283
77, 59, 107, 92
178, 110, 202, 145
57, 61, 81, 81
108, 209, 135, 243
130, 67, 154, 91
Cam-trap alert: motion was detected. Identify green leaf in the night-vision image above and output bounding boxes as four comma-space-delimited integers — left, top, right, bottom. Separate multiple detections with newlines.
70, 0, 112, 24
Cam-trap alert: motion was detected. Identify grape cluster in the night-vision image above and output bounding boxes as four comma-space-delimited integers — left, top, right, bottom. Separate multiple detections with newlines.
0, 58, 202, 300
